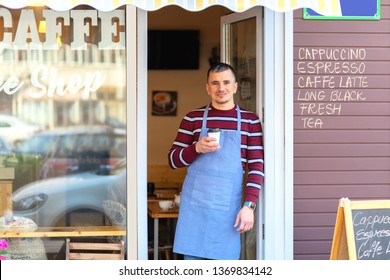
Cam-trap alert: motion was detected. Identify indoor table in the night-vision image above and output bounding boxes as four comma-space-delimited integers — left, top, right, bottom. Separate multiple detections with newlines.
147, 201, 179, 260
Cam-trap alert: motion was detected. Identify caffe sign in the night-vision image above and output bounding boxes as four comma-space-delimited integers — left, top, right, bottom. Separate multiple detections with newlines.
0, 8, 125, 50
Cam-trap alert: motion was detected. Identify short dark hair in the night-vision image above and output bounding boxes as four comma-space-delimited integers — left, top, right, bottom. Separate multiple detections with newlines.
207, 62, 237, 82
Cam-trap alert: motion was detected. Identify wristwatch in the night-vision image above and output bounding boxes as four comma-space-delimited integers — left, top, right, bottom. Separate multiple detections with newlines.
244, 201, 256, 211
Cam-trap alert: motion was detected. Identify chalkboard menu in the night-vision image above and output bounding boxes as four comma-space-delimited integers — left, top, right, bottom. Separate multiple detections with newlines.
295, 47, 369, 129
352, 208, 390, 259
330, 198, 390, 260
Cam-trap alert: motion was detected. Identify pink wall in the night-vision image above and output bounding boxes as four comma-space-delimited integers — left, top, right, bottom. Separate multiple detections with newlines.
293, 1, 390, 259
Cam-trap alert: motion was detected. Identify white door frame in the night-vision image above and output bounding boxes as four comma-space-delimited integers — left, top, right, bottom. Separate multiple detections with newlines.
136, 7, 149, 260
263, 9, 294, 260
126, 5, 149, 260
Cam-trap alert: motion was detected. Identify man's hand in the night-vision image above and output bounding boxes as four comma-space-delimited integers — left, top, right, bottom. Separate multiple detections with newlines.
234, 206, 255, 233
195, 136, 220, 153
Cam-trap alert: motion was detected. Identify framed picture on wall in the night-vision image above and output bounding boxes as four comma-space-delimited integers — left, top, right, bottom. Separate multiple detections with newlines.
152, 91, 177, 116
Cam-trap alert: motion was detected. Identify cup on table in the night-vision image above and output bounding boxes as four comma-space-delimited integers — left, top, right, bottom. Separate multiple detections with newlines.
158, 200, 175, 210
207, 128, 220, 144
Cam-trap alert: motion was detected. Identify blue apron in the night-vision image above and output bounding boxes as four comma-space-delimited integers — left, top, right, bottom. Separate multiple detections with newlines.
173, 104, 243, 260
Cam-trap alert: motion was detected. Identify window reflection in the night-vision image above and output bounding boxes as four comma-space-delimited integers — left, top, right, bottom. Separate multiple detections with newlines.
0, 6, 127, 259
227, 17, 258, 260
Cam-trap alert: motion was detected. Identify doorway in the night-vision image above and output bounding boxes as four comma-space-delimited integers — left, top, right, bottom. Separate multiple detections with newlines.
146, 5, 264, 260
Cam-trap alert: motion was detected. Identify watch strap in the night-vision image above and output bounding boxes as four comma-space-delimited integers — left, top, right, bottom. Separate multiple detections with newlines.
244, 201, 256, 210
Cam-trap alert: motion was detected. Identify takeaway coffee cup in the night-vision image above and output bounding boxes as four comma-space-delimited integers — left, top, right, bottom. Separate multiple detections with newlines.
208, 128, 220, 144
159, 200, 175, 210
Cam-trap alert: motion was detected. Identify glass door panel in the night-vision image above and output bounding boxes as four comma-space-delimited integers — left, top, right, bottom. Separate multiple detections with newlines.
221, 7, 263, 260
225, 17, 257, 112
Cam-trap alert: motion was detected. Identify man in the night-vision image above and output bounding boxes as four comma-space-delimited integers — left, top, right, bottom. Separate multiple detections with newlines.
168, 63, 264, 260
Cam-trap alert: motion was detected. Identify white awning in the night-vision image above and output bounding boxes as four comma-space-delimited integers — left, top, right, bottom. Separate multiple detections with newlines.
0, 0, 342, 16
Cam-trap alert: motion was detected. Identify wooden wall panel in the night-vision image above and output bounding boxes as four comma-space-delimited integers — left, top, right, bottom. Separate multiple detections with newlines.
294, 227, 335, 240
295, 185, 390, 198
293, 1, 390, 260
295, 143, 390, 157
295, 116, 390, 129
295, 130, 390, 143
293, 61, 390, 74
295, 157, 390, 171
294, 75, 390, 88
294, 48, 390, 60
295, 34, 390, 46
295, 171, 390, 184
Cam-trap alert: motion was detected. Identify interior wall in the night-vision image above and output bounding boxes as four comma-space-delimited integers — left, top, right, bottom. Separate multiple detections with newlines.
147, 6, 230, 164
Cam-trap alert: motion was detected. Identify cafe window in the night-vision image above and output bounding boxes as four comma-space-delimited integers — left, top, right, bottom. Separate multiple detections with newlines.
0, 5, 127, 260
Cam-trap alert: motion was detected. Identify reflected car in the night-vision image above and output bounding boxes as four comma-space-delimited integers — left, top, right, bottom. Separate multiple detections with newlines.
0, 135, 13, 165
0, 114, 41, 147
12, 160, 126, 228
15, 126, 126, 179
0, 135, 13, 155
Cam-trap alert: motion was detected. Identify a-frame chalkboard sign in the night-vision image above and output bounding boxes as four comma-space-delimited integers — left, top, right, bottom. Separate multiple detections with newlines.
330, 198, 390, 260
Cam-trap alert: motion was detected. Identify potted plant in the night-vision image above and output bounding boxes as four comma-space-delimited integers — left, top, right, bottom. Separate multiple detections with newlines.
0, 239, 9, 260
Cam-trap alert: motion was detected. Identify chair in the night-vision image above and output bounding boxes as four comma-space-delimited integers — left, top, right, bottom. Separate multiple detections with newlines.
148, 244, 172, 260
65, 238, 125, 260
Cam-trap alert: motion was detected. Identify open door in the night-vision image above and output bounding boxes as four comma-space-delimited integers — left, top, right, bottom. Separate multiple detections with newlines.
221, 7, 264, 260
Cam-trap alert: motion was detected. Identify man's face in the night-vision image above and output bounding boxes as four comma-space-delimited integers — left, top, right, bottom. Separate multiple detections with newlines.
206, 69, 238, 110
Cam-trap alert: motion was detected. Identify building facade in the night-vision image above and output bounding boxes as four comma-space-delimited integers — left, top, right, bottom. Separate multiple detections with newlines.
0, 0, 388, 260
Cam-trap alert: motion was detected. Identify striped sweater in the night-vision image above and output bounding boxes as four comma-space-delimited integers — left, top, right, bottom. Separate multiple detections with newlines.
168, 104, 264, 203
